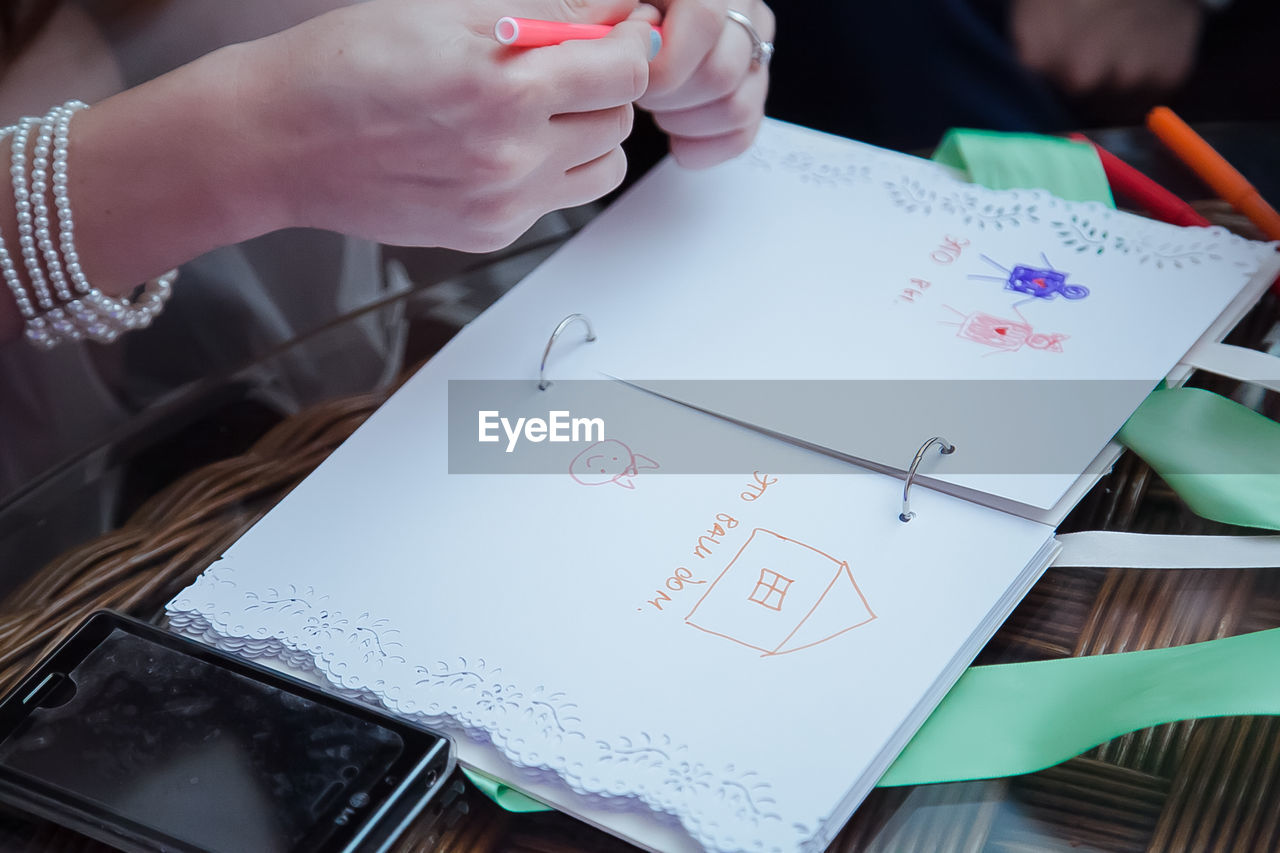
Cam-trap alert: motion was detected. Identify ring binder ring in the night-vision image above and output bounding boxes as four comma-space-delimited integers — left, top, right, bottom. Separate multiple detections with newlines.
539, 313, 597, 390
899, 437, 956, 522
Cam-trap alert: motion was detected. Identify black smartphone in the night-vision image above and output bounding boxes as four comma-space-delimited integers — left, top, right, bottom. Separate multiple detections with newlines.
0, 610, 455, 853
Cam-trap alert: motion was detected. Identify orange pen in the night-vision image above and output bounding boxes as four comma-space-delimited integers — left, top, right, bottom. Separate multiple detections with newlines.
1146, 106, 1280, 241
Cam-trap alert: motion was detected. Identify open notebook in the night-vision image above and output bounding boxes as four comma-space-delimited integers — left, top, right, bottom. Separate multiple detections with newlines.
167, 120, 1279, 852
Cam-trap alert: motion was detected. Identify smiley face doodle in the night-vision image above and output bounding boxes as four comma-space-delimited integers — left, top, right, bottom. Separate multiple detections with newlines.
569, 440, 659, 489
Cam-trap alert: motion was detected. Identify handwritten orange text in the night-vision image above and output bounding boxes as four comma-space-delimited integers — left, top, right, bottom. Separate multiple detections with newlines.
694, 513, 740, 559
895, 278, 932, 305
638, 511, 742, 612
930, 235, 969, 264
641, 566, 708, 612
740, 471, 778, 502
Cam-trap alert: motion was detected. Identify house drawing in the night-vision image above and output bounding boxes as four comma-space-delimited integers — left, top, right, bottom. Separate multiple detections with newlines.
685, 528, 876, 656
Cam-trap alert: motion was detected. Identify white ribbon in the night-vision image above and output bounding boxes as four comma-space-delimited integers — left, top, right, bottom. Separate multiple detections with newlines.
1180, 340, 1280, 394
1053, 530, 1280, 569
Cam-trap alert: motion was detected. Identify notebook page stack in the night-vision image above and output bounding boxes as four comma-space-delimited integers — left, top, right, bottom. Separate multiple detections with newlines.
465, 120, 1278, 518
167, 119, 1277, 852
168, 337, 1060, 852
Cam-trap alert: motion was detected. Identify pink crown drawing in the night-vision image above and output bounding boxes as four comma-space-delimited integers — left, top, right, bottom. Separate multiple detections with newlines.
685, 528, 876, 656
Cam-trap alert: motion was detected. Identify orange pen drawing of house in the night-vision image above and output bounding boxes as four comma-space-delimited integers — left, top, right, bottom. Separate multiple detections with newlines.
685, 528, 876, 656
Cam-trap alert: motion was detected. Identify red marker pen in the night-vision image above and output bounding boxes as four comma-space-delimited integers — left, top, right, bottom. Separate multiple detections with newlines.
494, 17, 662, 58
1067, 133, 1210, 228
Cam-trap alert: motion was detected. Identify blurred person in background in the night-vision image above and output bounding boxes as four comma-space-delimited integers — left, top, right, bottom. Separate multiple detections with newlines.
765, 0, 1277, 152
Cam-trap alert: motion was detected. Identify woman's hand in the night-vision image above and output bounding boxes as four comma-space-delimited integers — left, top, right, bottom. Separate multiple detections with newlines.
637, 0, 774, 168
230, 0, 655, 252
21, 0, 656, 313
1, 0, 659, 340
1010, 0, 1202, 95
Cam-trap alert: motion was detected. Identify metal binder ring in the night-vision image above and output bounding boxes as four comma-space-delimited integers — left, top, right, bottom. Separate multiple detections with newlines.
538, 313, 597, 390
899, 436, 956, 523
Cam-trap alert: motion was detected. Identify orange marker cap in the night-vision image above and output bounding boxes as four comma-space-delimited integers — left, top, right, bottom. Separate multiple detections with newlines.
1147, 106, 1280, 241
1146, 106, 1253, 204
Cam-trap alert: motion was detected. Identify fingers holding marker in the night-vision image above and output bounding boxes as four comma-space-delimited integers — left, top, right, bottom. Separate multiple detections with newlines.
440, 14, 651, 247
641, 0, 730, 98
559, 146, 630, 207
223, 0, 665, 253
548, 104, 636, 169
634, 0, 772, 169
666, 112, 761, 169
647, 64, 765, 138
638, 14, 754, 112
514, 19, 656, 114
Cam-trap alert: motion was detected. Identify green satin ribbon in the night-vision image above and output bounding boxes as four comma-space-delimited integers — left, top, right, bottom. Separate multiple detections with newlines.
931, 128, 1115, 205
462, 133, 1278, 812
461, 767, 549, 812
879, 627, 1280, 786
467, 626, 1280, 801
1117, 387, 1280, 531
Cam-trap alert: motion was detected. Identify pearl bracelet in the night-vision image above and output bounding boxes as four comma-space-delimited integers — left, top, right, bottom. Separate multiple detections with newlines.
11, 118, 57, 314
52, 102, 175, 341
0, 126, 41, 332
4, 100, 177, 349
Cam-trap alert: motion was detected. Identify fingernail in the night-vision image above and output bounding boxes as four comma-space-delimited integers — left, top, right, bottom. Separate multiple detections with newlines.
648, 29, 662, 60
